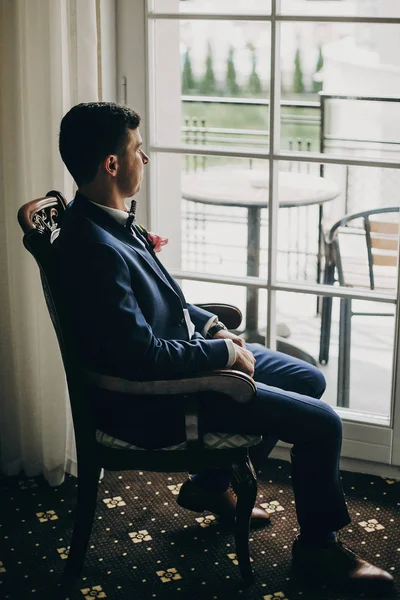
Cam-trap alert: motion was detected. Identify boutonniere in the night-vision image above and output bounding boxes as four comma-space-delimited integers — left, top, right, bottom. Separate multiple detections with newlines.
136, 224, 169, 253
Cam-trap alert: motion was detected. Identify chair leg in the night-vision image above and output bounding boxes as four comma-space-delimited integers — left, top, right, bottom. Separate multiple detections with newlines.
337, 298, 352, 408
231, 456, 257, 585
319, 296, 333, 364
319, 262, 335, 364
64, 462, 102, 581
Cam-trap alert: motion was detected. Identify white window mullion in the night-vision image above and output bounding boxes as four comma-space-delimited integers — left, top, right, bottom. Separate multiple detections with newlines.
390, 228, 400, 465
149, 12, 272, 22
148, 12, 400, 25
278, 15, 400, 25
145, 0, 156, 231
277, 151, 400, 171
168, 268, 397, 304
265, 0, 281, 350
117, 0, 149, 226
149, 144, 400, 171
145, 0, 182, 269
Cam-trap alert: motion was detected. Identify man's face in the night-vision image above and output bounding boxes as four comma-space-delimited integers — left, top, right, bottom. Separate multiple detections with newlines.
117, 128, 149, 197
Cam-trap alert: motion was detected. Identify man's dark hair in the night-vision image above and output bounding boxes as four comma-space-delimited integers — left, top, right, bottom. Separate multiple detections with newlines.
59, 102, 141, 187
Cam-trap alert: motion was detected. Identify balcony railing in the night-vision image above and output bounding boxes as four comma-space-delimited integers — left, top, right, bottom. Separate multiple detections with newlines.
182, 94, 320, 161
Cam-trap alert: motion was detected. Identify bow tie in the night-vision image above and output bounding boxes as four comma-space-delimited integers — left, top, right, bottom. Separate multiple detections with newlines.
125, 199, 137, 230
125, 214, 147, 250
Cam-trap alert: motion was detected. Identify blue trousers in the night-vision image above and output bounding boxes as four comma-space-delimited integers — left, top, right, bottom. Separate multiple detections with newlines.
198, 343, 351, 533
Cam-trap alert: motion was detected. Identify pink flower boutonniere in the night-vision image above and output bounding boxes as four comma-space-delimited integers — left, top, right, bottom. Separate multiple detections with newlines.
147, 231, 169, 253
136, 224, 169, 253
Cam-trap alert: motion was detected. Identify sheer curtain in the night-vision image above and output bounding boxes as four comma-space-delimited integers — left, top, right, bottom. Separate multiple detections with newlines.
0, 0, 100, 485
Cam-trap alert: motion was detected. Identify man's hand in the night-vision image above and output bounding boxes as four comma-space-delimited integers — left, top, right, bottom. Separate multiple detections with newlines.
213, 329, 246, 348
231, 344, 256, 377
213, 329, 255, 376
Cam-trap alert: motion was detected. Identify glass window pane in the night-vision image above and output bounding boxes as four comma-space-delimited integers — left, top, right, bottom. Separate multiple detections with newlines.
152, 152, 269, 277
275, 161, 400, 293
275, 291, 394, 421
181, 279, 268, 343
152, 19, 270, 147
181, 279, 248, 327
171, 278, 397, 422
280, 22, 400, 161
152, 150, 270, 344
152, 0, 271, 15
280, 0, 400, 17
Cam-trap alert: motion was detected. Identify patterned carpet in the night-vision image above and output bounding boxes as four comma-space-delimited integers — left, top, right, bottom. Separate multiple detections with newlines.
0, 458, 399, 600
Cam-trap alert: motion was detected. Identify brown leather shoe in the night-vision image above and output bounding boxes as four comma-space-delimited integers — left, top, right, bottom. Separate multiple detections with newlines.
292, 535, 394, 596
176, 479, 270, 528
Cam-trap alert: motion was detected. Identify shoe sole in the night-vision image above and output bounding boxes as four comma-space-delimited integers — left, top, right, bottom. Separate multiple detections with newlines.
177, 496, 271, 528
292, 568, 394, 597
177, 496, 234, 523
176, 496, 210, 514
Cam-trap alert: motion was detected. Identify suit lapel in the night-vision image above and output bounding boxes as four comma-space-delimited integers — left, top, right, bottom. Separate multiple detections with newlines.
125, 229, 175, 293
74, 193, 182, 299
127, 235, 187, 305
132, 224, 187, 304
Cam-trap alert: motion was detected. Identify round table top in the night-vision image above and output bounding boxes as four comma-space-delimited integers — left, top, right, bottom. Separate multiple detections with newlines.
181, 169, 340, 209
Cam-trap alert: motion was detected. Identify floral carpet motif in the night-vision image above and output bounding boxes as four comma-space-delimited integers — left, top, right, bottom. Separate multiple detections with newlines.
0, 459, 398, 599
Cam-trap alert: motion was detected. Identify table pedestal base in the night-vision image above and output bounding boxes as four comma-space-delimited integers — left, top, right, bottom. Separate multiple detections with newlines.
239, 329, 266, 345
276, 338, 317, 367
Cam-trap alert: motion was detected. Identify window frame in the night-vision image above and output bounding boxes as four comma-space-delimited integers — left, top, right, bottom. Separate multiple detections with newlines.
117, 0, 400, 467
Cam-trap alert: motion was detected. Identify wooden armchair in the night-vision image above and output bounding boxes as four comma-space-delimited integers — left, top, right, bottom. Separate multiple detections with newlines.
17, 191, 262, 586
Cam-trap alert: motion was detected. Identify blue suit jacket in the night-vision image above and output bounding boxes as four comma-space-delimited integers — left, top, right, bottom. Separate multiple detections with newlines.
55, 193, 229, 447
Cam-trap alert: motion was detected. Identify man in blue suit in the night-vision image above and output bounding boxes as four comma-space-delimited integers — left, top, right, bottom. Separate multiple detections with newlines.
56, 102, 392, 595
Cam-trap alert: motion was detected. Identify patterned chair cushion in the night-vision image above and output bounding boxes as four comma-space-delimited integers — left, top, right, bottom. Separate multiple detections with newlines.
96, 430, 262, 451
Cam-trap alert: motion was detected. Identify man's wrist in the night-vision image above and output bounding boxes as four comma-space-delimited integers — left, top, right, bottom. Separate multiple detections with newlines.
207, 321, 227, 339
224, 339, 237, 367
202, 315, 218, 338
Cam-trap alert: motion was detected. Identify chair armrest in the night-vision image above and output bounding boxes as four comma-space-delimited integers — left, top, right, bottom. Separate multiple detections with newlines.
84, 369, 256, 404
86, 370, 256, 450
194, 303, 242, 330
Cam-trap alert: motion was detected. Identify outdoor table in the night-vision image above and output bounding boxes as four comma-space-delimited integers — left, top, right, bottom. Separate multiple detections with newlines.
182, 169, 340, 348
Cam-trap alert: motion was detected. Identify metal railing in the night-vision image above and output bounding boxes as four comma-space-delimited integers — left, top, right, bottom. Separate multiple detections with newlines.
182, 94, 320, 170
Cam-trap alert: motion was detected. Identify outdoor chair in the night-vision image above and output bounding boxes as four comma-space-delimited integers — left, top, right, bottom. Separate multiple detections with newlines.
17, 191, 262, 587
319, 206, 400, 407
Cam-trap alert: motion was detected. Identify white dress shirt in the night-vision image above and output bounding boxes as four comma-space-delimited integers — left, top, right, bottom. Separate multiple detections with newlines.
89, 201, 236, 367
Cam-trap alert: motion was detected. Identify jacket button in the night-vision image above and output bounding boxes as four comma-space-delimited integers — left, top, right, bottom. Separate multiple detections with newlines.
179, 317, 185, 326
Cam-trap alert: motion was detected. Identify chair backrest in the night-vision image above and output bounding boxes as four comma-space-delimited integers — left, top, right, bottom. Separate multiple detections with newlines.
18, 191, 97, 459
18, 191, 69, 361
328, 206, 400, 290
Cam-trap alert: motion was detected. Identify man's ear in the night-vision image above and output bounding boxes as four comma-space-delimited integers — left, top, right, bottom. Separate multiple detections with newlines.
104, 154, 118, 177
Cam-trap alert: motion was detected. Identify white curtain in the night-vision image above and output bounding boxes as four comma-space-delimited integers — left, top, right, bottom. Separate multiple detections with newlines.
0, 0, 100, 485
